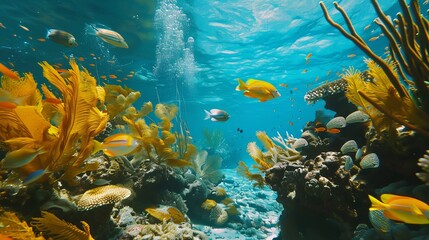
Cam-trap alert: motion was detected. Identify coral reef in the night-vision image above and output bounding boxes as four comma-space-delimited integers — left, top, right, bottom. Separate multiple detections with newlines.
118, 221, 208, 240
265, 151, 367, 239
320, 0, 429, 138
304, 78, 348, 104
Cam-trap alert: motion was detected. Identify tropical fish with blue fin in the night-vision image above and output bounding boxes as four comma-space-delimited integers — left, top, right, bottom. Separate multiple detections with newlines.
93, 133, 139, 157
1, 147, 46, 169
369, 194, 429, 224
236, 78, 281, 102
204, 109, 230, 122
22, 169, 50, 185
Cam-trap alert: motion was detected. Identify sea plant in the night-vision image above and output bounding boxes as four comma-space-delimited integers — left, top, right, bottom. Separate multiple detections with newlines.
238, 131, 302, 188
122, 103, 197, 168
320, 0, 429, 138
0, 59, 108, 185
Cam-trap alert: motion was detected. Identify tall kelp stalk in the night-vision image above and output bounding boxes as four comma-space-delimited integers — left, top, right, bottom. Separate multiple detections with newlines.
319, 0, 429, 138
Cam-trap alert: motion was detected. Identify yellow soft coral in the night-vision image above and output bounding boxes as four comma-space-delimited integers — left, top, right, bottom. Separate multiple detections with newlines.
0, 59, 108, 185
0, 209, 44, 239
31, 211, 94, 240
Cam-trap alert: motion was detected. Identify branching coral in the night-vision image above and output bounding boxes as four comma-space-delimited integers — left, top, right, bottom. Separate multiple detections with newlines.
320, 0, 429, 138
123, 103, 196, 168
31, 211, 94, 240
238, 131, 303, 188
0, 59, 108, 185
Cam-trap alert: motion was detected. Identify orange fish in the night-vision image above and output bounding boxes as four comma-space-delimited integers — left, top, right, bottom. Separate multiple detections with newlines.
347, 54, 356, 58
109, 74, 117, 79
305, 53, 312, 64
90, 53, 95, 56
37, 38, 46, 42
0, 101, 17, 109
314, 127, 326, 133
89, 63, 95, 67
78, 57, 85, 61
302, 69, 308, 73
0, 63, 19, 80
0, 22, 5, 29
369, 194, 429, 224
100, 75, 107, 79
279, 83, 288, 88
326, 128, 341, 134
127, 74, 134, 78
369, 36, 379, 41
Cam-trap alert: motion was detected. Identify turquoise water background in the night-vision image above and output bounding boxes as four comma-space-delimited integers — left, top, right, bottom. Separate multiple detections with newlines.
0, 0, 425, 166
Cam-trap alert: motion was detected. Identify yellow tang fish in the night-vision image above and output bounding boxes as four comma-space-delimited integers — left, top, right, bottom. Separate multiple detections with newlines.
236, 78, 281, 102
1, 148, 46, 169
369, 194, 429, 224
93, 133, 138, 157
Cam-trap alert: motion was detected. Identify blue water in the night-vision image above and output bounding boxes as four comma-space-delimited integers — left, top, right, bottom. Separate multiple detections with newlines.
0, 0, 426, 165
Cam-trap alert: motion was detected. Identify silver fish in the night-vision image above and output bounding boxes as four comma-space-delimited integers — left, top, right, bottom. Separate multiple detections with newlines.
204, 109, 230, 122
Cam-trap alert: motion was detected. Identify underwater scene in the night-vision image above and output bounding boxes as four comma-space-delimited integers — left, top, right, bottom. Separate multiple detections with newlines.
2, 0, 429, 239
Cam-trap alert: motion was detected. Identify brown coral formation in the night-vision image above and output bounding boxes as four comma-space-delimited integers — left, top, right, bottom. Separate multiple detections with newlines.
265, 152, 366, 239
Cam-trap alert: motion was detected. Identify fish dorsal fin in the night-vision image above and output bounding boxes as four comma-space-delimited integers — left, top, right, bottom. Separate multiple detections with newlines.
411, 204, 424, 216
381, 194, 404, 203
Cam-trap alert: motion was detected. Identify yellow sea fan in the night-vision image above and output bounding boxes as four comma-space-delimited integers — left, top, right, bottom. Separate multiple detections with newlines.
247, 142, 272, 170
0, 209, 43, 240
256, 131, 275, 151
162, 130, 176, 146
201, 199, 217, 210
1, 72, 42, 106
237, 161, 266, 188
31, 211, 93, 240
140, 101, 153, 118
155, 103, 178, 120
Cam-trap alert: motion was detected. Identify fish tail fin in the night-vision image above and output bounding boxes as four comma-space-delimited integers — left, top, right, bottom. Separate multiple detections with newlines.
204, 109, 211, 120
236, 78, 247, 91
92, 140, 103, 155
84, 23, 97, 36
369, 195, 387, 210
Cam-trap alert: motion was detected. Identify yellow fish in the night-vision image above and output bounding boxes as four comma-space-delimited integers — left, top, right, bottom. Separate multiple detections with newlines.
1, 148, 46, 169
369, 194, 429, 224
236, 78, 281, 102
93, 133, 138, 157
